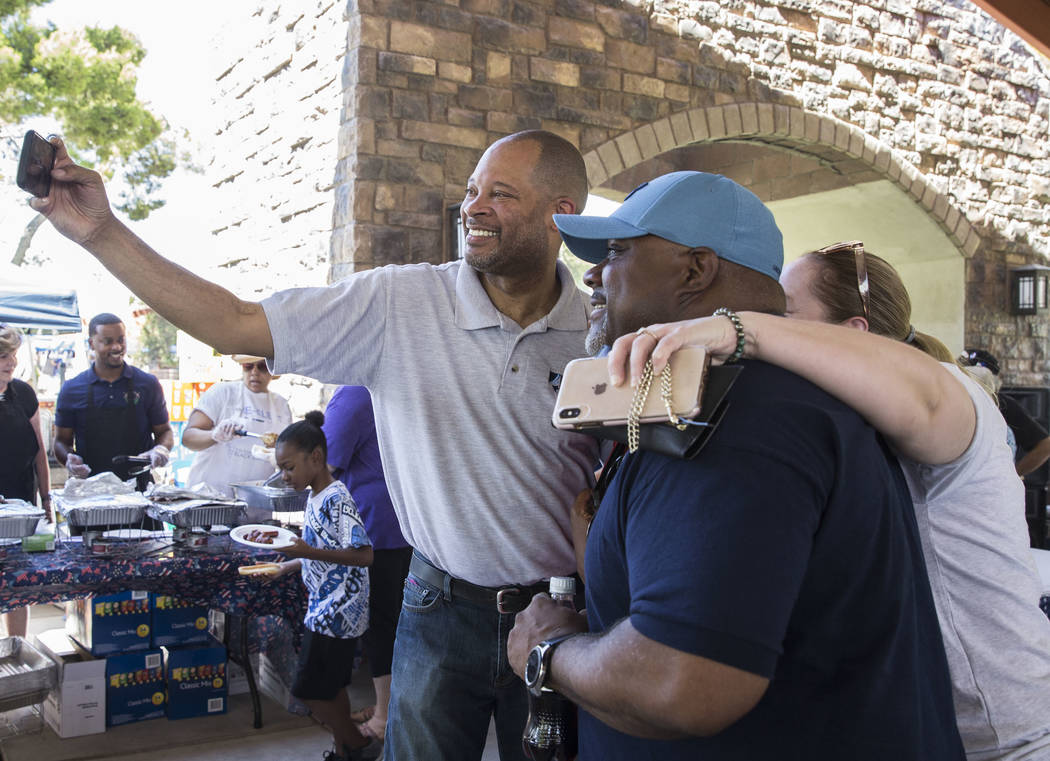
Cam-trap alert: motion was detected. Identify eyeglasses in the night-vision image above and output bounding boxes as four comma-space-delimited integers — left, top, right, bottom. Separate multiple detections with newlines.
815, 240, 869, 323
241, 361, 268, 373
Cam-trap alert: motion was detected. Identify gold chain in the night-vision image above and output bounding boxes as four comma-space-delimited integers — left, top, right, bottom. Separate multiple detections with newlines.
627, 360, 688, 453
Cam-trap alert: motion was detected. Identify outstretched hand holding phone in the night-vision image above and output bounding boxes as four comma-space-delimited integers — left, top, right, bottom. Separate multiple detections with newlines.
27, 135, 120, 247
26, 135, 274, 359
16, 130, 56, 198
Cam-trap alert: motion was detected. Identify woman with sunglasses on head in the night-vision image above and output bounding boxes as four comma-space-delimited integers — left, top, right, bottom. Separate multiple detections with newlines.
606, 242, 1050, 760
181, 354, 292, 516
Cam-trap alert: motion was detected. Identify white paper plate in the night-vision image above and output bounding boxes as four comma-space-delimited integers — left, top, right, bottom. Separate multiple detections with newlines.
229, 524, 297, 549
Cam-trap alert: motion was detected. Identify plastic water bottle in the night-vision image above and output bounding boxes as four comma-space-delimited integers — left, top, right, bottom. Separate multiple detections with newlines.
522, 576, 579, 761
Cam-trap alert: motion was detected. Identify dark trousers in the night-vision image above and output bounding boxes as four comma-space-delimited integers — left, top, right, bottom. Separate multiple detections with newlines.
362, 546, 412, 677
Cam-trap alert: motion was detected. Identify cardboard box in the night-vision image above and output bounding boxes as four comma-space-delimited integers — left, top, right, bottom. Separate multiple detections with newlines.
226, 656, 252, 696
206, 608, 229, 643
34, 629, 106, 738
163, 644, 227, 720
67, 591, 151, 656
150, 594, 211, 648
256, 652, 308, 716
105, 649, 165, 726
205, 610, 249, 697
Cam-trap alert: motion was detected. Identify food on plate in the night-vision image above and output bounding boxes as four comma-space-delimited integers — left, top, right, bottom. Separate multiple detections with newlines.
261, 432, 279, 448
244, 528, 280, 544
249, 444, 276, 466
229, 523, 296, 549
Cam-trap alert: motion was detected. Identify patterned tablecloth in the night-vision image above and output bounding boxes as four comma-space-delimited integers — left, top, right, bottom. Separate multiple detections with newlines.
0, 536, 306, 639
0, 534, 311, 726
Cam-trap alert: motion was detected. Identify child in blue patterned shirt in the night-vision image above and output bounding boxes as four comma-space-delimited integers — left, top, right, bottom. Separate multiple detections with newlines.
260, 410, 379, 761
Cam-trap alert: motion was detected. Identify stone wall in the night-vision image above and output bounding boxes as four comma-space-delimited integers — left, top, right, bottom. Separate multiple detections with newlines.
335, 0, 1048, 259
207, 0, 1050, 381
966, 244, 1049, 384
206, 0, 346, 295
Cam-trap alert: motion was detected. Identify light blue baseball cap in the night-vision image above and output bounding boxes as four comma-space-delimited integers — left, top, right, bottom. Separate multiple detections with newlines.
553, 171, 783, 280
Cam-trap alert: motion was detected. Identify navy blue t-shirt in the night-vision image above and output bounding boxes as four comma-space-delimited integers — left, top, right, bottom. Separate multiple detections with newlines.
55, 364, 169, 455
582, 360, 963, 761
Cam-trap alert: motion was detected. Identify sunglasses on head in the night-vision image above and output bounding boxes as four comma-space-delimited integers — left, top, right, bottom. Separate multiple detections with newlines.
815, 240, 869, 323
241, 361, 268, 373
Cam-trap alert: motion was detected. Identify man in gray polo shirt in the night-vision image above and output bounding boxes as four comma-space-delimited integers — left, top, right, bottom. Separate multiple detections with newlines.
35, 129, 600, 761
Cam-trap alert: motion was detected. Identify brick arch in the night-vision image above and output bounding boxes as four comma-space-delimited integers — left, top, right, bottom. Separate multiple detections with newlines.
582, 102, 981, 261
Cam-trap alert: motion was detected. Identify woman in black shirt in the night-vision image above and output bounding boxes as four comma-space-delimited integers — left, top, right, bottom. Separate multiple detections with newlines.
0, 324, 51, 512
0, 324, 51, 638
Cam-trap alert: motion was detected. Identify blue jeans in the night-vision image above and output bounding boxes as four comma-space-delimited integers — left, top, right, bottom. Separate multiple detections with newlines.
385, 569, 529, 761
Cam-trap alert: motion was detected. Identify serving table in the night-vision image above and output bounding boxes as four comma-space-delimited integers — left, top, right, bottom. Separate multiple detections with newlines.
0, 536, 306, 729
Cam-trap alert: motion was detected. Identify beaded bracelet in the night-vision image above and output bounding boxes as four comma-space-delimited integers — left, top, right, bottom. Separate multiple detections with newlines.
713, 307, 746, 363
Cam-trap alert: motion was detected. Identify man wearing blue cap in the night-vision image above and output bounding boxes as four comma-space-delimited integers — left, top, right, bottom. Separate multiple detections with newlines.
509, 171, 964, 760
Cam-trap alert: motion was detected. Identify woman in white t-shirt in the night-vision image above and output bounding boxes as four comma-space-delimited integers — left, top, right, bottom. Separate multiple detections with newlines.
181, 355, 292, 504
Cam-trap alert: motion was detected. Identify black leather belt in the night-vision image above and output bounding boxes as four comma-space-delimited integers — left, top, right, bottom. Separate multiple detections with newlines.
409, 551, 549, 614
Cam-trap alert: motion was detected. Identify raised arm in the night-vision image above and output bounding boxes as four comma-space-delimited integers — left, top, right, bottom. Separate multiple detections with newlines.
31, 138, 272, 357
608, 312, 976, 466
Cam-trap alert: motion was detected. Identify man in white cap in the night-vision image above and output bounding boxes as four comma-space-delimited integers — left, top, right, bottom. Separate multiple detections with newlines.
181, 354, 291, 514
508, 171, 965, 761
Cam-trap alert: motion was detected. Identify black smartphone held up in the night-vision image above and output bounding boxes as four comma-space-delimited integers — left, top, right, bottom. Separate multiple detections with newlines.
15, 130, 57, 198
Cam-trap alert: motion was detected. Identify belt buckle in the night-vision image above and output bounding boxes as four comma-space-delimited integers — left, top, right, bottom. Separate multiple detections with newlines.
496, 587, 522, 614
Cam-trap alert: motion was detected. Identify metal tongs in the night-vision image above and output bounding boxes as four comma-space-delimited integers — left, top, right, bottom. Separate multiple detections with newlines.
112, 454, 152, 477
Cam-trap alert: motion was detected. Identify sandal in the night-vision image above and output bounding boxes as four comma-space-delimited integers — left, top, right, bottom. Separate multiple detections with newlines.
350, 705, 375, 724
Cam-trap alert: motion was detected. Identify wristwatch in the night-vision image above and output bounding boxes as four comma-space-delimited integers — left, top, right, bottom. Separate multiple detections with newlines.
524, 634, 577, 697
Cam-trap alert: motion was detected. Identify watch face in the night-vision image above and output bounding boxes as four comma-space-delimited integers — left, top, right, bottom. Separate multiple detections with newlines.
524, 647, 542, 687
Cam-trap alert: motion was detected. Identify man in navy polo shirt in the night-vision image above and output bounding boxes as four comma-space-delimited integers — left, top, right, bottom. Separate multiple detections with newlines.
508, 172, 964, 760
55, 313, 173, 489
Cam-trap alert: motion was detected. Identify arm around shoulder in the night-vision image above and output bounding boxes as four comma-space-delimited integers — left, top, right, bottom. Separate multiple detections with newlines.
745, 314, 976, 465
614, 313, 976, 465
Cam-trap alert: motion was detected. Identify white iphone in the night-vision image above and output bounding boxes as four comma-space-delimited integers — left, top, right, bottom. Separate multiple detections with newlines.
552, 346, 710, 430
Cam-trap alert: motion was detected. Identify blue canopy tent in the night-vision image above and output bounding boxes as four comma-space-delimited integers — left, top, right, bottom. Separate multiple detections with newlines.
0, 286, 81, 332
0, 285, 83, 393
